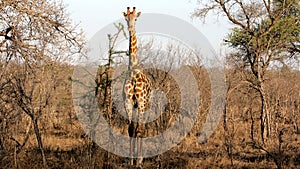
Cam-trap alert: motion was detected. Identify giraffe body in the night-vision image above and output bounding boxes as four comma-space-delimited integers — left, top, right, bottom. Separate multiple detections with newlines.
122, 7, 152, 167
124, 69, 152, 123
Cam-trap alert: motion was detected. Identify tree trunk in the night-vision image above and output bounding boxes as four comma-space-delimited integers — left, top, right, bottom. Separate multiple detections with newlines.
259, 83, 270, 143
293, 102, 299, 134
31, 117, 47, 168
223, 100, 228, 131
250, 107, 254, 142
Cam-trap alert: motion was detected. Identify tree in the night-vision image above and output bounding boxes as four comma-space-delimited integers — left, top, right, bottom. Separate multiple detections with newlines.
193, 0, 299, 143
0, 0, 84, 167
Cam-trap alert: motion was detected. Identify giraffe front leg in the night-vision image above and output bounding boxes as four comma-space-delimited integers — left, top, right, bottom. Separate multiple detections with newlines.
130, 135, 134, 166
128, 121, 136, 167
125, 96, 134, 124
125, 93, 134, 166
137, 137, 143, 168
137, 112, 144, 168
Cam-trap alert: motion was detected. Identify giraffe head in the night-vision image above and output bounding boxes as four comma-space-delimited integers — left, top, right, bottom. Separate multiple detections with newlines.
122, 7, 141, 33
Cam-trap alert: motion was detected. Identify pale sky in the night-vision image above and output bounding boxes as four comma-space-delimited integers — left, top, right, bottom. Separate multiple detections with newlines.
63, 0, 232, 53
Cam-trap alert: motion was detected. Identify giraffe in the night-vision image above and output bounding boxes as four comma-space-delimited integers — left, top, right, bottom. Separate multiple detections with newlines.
122, 7, 152, 167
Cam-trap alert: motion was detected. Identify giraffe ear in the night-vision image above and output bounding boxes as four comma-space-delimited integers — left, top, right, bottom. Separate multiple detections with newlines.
122, 12, 127, 17
136, 12, 141, 17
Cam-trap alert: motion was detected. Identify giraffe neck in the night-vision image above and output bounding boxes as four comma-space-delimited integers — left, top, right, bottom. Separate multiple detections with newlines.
129, 30, 139, 70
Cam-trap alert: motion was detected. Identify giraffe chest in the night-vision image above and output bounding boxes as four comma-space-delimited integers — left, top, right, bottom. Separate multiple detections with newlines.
125, 71, 152, 98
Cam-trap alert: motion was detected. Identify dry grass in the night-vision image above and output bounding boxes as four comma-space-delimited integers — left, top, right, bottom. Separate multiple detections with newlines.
1, 66, 299, 168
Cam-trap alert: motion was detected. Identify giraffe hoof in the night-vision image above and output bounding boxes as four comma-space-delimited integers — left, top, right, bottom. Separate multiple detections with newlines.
137, 157, 143, 168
